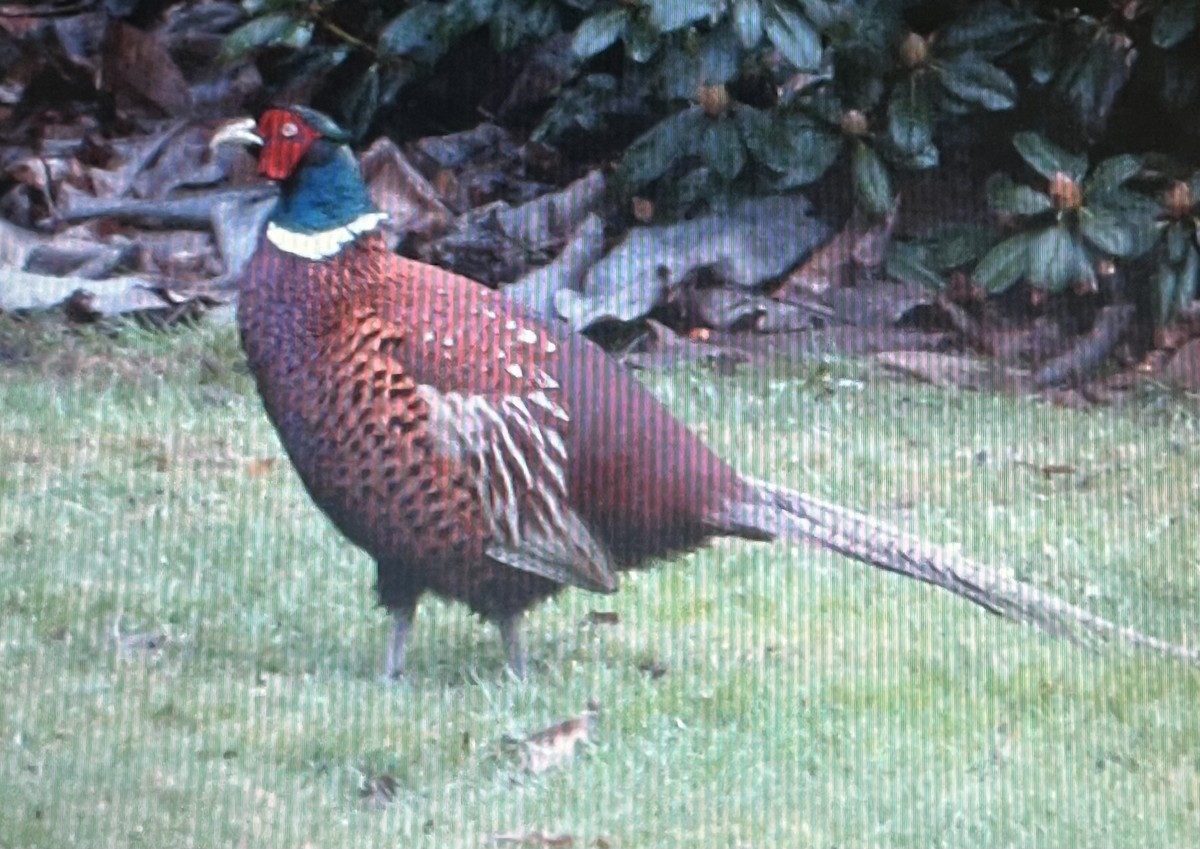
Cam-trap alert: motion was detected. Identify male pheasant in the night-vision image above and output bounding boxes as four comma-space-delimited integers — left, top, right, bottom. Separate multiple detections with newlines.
211, 107, 1190, 679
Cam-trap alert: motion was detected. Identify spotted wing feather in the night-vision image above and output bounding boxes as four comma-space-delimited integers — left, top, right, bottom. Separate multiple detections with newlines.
416, 384, 618, 592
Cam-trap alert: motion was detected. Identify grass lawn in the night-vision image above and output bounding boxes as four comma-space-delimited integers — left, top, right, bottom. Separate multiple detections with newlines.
1, 315, 1198, 848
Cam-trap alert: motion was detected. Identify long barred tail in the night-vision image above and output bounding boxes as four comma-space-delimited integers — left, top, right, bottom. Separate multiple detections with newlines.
741, 476, 1199, 665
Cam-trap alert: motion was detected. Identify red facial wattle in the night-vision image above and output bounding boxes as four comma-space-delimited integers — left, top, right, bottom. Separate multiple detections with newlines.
256, 109, 319, 180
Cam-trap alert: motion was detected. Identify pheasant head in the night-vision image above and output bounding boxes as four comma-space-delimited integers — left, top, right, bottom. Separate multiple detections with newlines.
211, 107, 386, 260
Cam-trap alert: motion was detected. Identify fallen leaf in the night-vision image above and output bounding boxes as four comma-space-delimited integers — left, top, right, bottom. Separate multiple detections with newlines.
784, 203, 895, 295
1160, 338, 1200, 392
245, 457, 276, 478
875, 350, 1024, 392
505, 213, 605, 321
495, 169, 605, 252
556, 195, 828, 330
360, 137, 451, 245
116, 631, 168, 657
358, 772, 398, 809
583, 611, 619, 626
519, 704, 599, 774
637, 658, 668, 680
102, 22, 192, 117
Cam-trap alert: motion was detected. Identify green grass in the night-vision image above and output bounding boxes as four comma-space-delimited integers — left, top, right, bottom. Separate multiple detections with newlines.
1, 314, 1198, 848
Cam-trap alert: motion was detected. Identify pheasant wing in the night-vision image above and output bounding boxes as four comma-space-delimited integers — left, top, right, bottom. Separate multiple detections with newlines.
416, 384, 619, 593
312, 305, 618, 594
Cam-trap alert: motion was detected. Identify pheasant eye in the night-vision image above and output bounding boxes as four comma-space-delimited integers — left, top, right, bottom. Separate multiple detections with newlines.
280, 121, 299, 138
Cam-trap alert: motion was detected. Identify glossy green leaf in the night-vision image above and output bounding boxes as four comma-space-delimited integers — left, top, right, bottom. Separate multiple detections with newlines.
1028, 33, 1057, 84
735, 105, 774, 157
494, 0, 559, 49
926, 225, 996, 270
1155, 262, 1180, 326
1082, 154, 1142, 201
886, 243, 946, 289
1096, 188, 1161, 251
853, 142, 892, 216
792, 0, 838, 30
1012, 131, 1087, 182
624, 17, 659, 62
938, 3, 1042, 56
219, 12, 298, 60
572, 9, 627, 59
937, 52, 1017, 111
1152, 0, 1200, 49
733, 0, 764, 48
647, 0, 713, 33
659, 26, 740, 98
531, 73, 616, 142
1079, 210, 1133, 257
1057, 37, 1130, 137
985, 173, 1053, 216
270, 44, 351, 93
1178, 241, 1200, 310
973, 232, 1033, 292
444, 0, 498, 36
379, 2, 442, 59
621, 107, 706, 186
1153, 242, 1200, 324
1126, 216, 1164, 259
773, 140, 842, 187
699, 119, 746, 180
887, 76, 934, 156
343, 63, 380, 140
742, 111, 840, 187
1028, 226, 1089, 291
661, 166, 717, 211
764, 4, 821, 71
1167, 223, 1191, 265
892, 143, 939, 171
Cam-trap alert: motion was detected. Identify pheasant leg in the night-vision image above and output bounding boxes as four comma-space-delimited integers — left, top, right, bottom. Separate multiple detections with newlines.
384, 603, 416, 680
497, 614, 526, 679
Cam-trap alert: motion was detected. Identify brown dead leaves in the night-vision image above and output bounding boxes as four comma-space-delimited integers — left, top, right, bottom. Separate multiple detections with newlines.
515, 702, 600, 776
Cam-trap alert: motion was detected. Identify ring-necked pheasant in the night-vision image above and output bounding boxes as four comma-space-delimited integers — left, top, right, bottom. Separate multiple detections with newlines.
210, 107, 1196, 678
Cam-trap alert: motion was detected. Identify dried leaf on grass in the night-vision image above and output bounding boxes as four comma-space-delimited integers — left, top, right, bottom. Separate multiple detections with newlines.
358, 772, 398, 810
583, 611, 619, 626
825, 280, 941, 328
112, 615, 168, 659
1161, 338, 1200, 392
875, 350, 1026, 392
245, 458, 276, 478
0, 268, 219, 324
514, 703, 600, 774
636, 658, 668, 680
115, 631, 168, 657
621, 319, 748, 373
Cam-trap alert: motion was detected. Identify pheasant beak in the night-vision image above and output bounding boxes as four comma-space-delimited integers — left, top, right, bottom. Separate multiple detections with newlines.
209, 117, 262, 151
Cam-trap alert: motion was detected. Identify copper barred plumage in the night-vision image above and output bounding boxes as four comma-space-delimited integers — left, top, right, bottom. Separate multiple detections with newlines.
212, 107, 1194, 679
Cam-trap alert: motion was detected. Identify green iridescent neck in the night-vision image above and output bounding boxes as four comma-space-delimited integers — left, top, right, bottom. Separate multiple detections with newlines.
270, 146, 377, 234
